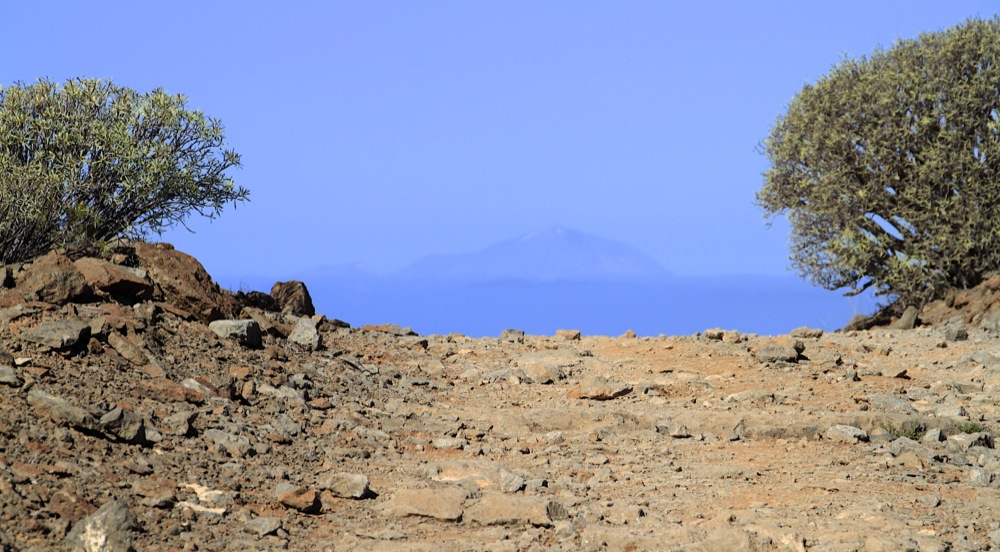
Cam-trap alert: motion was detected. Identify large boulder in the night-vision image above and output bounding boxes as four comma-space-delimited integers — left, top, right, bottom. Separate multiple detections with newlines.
15, 252, 90, 304
270, 281, 315, 316
135, 242, 240, 323
74, 257, 153, 305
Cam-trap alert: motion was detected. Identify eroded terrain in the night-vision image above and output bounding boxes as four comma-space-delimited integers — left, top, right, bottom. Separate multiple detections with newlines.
1, 246, 1000, 551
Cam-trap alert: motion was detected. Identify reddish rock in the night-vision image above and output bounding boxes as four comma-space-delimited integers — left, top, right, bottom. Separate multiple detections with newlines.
139, 378, 207, 404
134, 242, 240, 323
566, 375, 632, 400
73, 257, 153, 304
276, 485, 322, 514
15, 252, 90, 304
270, 281, 315, 316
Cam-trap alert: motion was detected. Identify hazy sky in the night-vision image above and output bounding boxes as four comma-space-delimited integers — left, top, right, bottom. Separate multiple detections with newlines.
5, 2, 997, 281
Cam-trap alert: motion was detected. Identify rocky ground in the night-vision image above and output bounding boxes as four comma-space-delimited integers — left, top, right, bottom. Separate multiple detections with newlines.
2, 243, 1000, 551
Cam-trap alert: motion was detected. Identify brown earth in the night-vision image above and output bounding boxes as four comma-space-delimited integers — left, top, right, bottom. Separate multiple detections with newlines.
1, 244, 1000, 551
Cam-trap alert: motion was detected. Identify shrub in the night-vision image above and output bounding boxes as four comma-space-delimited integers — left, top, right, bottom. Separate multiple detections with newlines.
757, 18, 1000, 308
0, 78, 247, 263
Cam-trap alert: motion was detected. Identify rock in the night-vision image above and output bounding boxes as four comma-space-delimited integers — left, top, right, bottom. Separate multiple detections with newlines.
868, 393, 917, 414
432, 437, 469, 450
65, 499, 137, 552
0, 304, 35, 324
134, 242, 240, 322
208, 319, 263, 349
556, 329, 581, 341
320, 472, 371, 499
500, 329, 525, 343
16, 251, 90, 304
21, 319, 90, 351
0, 365, 22, 387
655, 420, 691, 438
131, 476, 177, 509
99, 408, 146, 444
464, 493, 551, 526
276, 484, 322, 513
948, 432, 994, 450
426, 461, 525, 493
621, 329, 637, 338
27, 389, 99, 431
944, 327, 969, 341
922, 428, 944, 443
790, 326, 824, 338
73, 258, 152, 304
204, 429, 254, 458
968, 467, 993, 486
825, 424, 869, 443
362, 323, 417, 336
519, 362, 563, 384
139, 378, 206, 404
245, 516, 282, 537
288, 316, 323, 350
106, 331, 149, 366
890, 305, 919, 330
567, 375, 632, 400
703, 328, 726, 340
270, 280, 315, 316
382, 488, 467, 521
752, 338, 803, 363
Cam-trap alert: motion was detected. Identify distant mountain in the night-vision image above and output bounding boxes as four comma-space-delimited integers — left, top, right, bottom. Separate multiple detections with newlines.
393, 226, 671, 283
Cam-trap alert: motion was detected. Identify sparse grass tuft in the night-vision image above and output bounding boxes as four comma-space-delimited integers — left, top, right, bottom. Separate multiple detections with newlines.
879, 420, 926, 440
953, 421, 985, 434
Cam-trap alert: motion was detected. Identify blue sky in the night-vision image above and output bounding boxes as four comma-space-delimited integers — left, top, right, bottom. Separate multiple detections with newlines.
4, 2, 997, 283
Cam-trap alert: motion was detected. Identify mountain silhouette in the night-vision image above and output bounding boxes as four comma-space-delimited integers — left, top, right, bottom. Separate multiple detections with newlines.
392, 226, 671, 283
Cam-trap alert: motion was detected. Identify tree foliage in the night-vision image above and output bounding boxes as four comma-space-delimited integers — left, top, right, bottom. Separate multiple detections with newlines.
0, 78, 247, 264
757, 18, 1000, 307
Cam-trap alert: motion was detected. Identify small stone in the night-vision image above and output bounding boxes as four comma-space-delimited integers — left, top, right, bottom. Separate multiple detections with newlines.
500, 329, 525, 343
922, 428, 944, 443
0, 365, 22, 387
276, 484, 322, 514
521, 363, 562, 384
944, 327, 969, 341
655, 420, 691, 438
968, 467, 994, 486
432, 437, 469, 450
790, 326, 824, 338
308, 396, 333, 410
825, 424, 869, 443
245, 516, 282, 537
203, 429, 254, 458
703, 328, 725, 340
567, 375, 632, 400
752, 338, 802, 363
208, 319, 263, 349
99, 408, 146, 444
321, 472, 371, 499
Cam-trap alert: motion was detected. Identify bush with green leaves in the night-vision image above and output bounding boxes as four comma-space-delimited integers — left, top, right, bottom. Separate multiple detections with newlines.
0, 78, 247, 264
757, 18, 1000, 308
